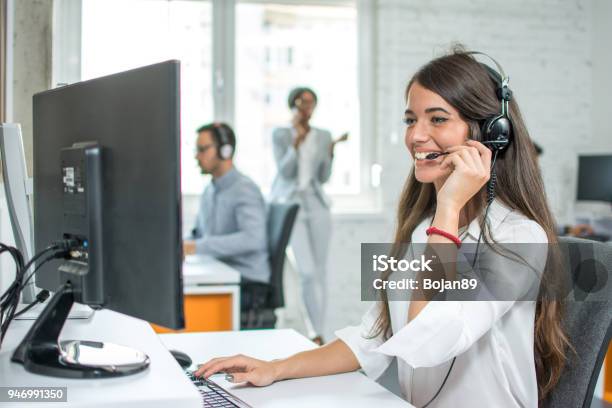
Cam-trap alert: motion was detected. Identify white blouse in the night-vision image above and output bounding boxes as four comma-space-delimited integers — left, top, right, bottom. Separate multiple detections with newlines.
294, 127, 318, 192
335, 199, 548, 408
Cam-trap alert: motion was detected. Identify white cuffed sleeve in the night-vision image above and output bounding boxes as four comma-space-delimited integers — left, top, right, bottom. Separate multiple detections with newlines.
334, 303, 393, 380
373, 301, 515, 368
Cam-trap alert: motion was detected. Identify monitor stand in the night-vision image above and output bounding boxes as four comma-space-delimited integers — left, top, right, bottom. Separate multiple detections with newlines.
11, 283, 150, 378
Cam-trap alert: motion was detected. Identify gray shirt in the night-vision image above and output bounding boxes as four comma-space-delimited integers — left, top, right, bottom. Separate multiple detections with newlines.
191, 167, 270, 283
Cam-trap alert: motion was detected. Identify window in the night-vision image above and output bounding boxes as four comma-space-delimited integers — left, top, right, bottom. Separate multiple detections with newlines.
56, 0, 377, 211
81, 0, 213, 195
234, 2, 360, 195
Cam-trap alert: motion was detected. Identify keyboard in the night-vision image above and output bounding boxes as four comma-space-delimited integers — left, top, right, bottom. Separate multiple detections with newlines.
186, 370, 252, 408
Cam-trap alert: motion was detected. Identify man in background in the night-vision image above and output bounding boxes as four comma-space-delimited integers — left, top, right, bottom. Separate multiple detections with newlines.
184, 123, 271, 324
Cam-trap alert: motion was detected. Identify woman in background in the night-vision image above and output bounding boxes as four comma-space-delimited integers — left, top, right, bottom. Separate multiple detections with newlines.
269, 87, 347, 343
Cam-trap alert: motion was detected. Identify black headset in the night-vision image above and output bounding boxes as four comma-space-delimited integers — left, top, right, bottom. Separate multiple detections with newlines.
211, 123, 234, 160
467, 51, 514, 153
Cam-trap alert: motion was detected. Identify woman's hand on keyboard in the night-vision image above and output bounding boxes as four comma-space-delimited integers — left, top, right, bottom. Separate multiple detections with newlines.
195, 354, 279, 387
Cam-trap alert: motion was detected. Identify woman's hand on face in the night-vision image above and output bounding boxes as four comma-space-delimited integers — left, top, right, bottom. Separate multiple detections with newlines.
194, 354, 279, 387
291, 112, 309, 147
436, 140, 492, 212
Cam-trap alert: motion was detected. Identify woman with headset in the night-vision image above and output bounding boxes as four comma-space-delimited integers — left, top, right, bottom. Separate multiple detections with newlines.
196, 48, 569, 407
268, 87, 347, 343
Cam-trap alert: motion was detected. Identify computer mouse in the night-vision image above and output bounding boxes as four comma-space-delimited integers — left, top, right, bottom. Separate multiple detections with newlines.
169, 349, 192, 369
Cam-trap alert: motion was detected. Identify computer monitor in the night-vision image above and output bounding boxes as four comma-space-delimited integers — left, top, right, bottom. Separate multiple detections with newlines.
11, 60, 184, 378
577, 155, 612, 203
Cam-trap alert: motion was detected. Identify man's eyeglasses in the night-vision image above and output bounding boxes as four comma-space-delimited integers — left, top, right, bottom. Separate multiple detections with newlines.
196, 144, 215, 154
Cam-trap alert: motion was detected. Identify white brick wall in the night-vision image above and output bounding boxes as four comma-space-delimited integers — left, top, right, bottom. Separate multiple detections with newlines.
323, 0, 606, 339
592, 0, 612, 142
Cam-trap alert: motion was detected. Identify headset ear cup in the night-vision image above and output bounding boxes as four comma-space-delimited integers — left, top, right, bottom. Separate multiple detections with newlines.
481, 116, 512, 152
481, 117, 495, 147
219, 144, 234, 160
212, 124, 234, 159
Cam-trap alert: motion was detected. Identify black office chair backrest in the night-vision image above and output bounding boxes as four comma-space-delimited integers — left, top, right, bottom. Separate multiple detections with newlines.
266, 203, 299, 309
542, 237, 612, 408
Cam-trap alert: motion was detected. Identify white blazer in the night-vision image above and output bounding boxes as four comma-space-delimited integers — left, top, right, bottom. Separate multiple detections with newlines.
336, 199, 548, 408
269, 126, 333, 208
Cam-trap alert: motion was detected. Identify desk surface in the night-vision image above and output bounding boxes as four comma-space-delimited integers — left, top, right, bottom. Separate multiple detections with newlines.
183, 254, 241, 285
1, 310, 201, 408
2, 309, 410, 407
160, 329, 411, 408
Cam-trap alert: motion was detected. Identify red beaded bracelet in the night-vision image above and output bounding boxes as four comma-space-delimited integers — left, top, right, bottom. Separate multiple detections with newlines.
425, 226, 462, 248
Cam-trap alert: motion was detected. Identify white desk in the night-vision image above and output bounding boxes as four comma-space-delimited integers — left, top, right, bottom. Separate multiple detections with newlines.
183, 255, 241, 330
160, 329, 411, 408
1, 309, 411, 407
1, 310, 201, 408
183, 255, 241, 286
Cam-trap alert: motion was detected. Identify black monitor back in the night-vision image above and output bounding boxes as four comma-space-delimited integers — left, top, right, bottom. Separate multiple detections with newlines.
577, 155, 612, 203
33, 60, 184, 329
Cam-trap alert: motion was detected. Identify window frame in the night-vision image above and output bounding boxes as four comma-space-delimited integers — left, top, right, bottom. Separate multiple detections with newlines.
53, 0, 380, 214
2, 0, 15, 122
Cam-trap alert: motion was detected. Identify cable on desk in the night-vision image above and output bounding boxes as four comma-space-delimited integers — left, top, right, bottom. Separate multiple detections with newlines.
0, 239, 79, 349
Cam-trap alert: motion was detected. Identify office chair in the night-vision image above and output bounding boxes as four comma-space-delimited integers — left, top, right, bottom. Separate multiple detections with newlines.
266, 203, 299, 309
241, 203, 299, 329
542, 237, 612, 408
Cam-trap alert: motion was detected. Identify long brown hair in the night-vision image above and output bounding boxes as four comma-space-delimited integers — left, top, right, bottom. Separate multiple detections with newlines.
370, 46, 571, 402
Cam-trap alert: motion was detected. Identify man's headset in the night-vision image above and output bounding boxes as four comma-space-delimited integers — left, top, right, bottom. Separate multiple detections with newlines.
467, 51, 514, 153
211, 123, 234, 160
